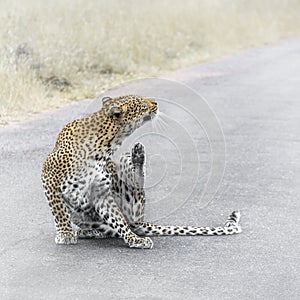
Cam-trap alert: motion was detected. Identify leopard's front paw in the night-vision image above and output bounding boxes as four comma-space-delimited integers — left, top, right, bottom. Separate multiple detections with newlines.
55, 231, 78, 245
132, 142, 145, 165
128, 236, 153, 249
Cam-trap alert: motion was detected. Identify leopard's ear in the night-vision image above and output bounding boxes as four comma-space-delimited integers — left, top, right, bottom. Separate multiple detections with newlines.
110, 106, 122, 118
102, 96, 112, 104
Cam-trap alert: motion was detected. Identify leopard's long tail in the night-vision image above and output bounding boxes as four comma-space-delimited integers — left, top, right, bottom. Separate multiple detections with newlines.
133, 211, 242, 236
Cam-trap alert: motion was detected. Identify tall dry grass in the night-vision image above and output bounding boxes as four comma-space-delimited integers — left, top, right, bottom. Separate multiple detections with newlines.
1, 0, 300, 124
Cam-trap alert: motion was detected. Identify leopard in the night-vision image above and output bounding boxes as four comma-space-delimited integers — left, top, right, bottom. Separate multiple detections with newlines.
42, 94, 242, 249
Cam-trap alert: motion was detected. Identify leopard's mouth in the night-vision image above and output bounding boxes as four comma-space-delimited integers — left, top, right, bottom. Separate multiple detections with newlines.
143, 109, 158, 122
143, 115, 151, 122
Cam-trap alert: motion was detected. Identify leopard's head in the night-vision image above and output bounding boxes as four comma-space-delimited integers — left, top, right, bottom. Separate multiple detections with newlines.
100, 94, 158, 147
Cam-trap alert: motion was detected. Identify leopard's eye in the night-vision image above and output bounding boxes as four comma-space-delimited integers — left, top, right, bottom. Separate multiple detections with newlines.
110, 106, 123, 118
114, 111, 122, 118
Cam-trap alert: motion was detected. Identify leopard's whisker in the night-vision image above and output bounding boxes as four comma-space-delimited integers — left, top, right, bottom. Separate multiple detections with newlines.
151, 115, 159, 132
154, 114, 164, 133
155, 117, 164, 133
159, 117, 169, 131
152, 111, 162, 132
157, 111, 170, 126
155, 113, 169, 132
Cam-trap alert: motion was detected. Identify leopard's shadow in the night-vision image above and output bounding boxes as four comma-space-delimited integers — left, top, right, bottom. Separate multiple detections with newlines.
78, 237, 134, 249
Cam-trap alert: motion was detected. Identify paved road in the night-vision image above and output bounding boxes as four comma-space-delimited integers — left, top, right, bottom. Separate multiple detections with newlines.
1, 38, 299, 299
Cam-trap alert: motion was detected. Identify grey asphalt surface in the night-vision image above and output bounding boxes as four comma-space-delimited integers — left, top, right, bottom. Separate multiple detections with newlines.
1, 38, 300, 299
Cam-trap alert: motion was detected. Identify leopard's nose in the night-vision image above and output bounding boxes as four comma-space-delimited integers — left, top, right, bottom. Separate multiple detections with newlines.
150, 99, 157, 106
147, 98, 158, 112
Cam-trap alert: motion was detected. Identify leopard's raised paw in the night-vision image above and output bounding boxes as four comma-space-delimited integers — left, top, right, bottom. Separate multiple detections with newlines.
132, 142, 145, 165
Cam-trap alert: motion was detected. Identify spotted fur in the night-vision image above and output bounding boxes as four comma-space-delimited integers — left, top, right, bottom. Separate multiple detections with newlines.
42, 95, 241, 249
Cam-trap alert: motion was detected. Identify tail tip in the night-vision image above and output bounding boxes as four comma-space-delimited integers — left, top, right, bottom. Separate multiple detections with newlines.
230, 211, 242, 233
225, 211, 241, 229
232, 210, 241, 223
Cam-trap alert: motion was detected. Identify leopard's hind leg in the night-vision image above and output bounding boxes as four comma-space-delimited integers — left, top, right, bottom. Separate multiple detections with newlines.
117, 142, 146, 225
118, 143, 242, 237
76, 149, 152, 248
77, 143, 146, 239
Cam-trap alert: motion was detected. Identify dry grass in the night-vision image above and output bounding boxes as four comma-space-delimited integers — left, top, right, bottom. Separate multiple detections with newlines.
1, 0, 300, 125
